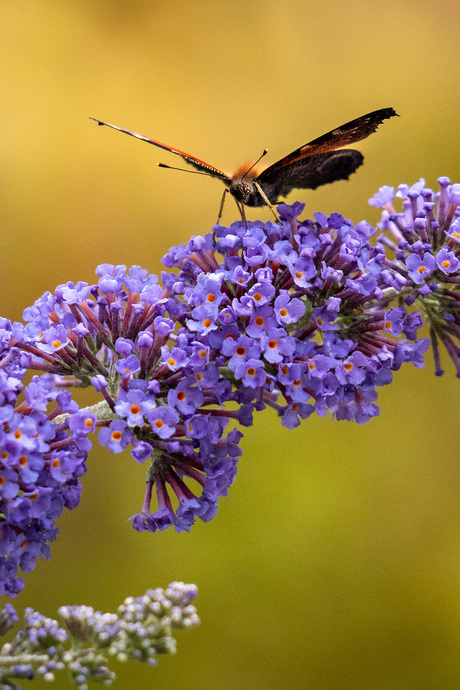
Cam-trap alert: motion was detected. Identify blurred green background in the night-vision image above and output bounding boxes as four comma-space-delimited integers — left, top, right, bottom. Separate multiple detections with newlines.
2, 1, 460, 688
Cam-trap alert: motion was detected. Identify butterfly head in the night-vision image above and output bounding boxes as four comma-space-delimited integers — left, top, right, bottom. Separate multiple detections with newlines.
228, 161, 266, 207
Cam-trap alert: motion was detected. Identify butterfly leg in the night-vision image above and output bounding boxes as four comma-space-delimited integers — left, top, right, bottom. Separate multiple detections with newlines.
237, 200, 248, 230
212, 189, 229, 242
253, 182, 281, 223
216, 188, 229, 225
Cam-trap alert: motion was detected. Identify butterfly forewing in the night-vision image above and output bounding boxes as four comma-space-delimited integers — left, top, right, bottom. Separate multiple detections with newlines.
90, 118, 230, 181
262, 107, 398, 174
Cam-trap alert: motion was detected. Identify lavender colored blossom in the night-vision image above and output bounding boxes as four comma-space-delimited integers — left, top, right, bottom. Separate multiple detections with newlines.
405, 252, 437, 283
98, 420, 133, 453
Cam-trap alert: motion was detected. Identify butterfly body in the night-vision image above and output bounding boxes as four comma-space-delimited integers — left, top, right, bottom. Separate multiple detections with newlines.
91, 107, 397, 210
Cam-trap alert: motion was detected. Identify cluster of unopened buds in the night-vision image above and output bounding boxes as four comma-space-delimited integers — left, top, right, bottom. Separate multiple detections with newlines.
1, 176, 459, 597
0, 582, 199, 688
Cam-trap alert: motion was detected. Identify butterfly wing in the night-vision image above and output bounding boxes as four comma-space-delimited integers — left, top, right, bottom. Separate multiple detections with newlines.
90, 118, 230, 182
260, 107, 398, 176
257, 149, 364, 202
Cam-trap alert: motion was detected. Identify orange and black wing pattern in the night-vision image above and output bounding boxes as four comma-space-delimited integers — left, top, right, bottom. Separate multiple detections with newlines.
257, 107, 398, 202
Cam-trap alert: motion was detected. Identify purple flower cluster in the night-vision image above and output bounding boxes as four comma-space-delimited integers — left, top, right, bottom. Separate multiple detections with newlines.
370, 177, 460, 375
3, 265, 244, 545
1, 176, 459, 597
163, 201, 431, 427
0, 321, 88, 598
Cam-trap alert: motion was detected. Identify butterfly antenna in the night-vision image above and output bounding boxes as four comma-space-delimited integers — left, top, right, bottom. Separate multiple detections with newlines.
241, 149, 269, 181
158, 163, 215, 177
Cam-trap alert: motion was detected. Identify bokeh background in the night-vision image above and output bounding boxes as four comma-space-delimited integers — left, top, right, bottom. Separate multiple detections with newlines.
2, 1, 460, 688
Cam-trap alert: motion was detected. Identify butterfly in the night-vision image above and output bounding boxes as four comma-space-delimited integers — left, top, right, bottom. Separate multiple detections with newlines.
90, 107, 397, 219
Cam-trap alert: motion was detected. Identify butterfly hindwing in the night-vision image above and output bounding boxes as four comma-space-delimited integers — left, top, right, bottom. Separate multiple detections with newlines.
257, 149, 364, 202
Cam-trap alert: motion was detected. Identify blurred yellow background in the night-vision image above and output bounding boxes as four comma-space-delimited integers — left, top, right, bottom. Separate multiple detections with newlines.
2, 1, 460, 688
